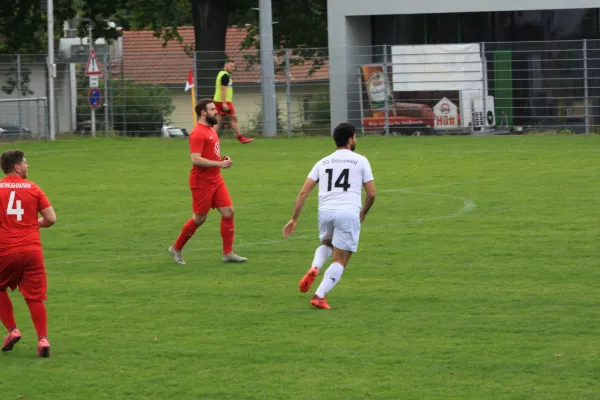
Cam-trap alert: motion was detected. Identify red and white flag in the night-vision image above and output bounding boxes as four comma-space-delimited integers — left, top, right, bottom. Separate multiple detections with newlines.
185, 69, 194, 92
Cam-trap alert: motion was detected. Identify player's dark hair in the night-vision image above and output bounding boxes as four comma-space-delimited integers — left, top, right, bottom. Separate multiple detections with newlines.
1, 149, 25, 174
195, 98, 214, 116
333, 123, 356, 147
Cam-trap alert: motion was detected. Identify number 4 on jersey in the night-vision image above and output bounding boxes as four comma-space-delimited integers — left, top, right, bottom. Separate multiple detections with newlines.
7, 191, 24, 221
325, 168, 350, 191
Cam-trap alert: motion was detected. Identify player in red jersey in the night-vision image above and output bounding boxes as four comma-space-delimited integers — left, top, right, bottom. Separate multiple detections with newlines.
0, 149, 56, 357
168, 98, 248, 264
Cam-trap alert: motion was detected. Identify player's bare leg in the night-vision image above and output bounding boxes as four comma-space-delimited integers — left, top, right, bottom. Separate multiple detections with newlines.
299, 239, 333, 293
218, 206, 247, 262
0, 290, 21, 352
311, 247, 353, 309
230, 115, 254, 144
169, 213, 207, 264
214, 114, 223, 134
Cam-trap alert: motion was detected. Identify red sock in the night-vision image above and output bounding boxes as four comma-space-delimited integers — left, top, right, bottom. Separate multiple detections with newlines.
174, 218, 201, 250
0, 290, 17, 331
220, 216, 235, 254
25, 299, 47, 339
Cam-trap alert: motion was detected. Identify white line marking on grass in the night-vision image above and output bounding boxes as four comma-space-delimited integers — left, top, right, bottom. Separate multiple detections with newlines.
377, 188, 476, 225
54, 187, 476, 265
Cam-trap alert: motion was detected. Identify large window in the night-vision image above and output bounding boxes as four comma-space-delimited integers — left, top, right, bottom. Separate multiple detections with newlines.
372, 8, 600, 46
370, 8, 600, 132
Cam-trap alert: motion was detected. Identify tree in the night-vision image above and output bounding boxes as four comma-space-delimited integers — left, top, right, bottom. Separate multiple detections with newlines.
74, 68, 175, 136
0, 0, 75, 55
231, 0, 328, 75
1, 0, 328, 96
0, 0, 76, 95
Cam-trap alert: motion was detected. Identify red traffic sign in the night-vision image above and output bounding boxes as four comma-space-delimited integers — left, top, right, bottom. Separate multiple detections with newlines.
85, 48, 102, 76
88, 88, 102, 109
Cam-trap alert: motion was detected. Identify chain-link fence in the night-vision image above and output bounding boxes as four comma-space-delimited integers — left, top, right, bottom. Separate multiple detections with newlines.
1, 37, 599, 140
0, 55, 50, 140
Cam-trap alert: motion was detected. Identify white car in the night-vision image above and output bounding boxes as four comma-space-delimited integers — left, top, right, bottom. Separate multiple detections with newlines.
161, 125, 189, 138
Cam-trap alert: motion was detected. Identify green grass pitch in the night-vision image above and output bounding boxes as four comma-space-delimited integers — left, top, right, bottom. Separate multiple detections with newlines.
2, 134, 600, 399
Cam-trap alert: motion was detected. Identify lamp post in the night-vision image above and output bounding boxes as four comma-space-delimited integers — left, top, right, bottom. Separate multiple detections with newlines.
255, 0, 277, 137
47, 0, 56, 140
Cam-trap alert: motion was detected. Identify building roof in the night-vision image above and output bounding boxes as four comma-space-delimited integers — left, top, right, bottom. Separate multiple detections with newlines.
118, 26, 329, 86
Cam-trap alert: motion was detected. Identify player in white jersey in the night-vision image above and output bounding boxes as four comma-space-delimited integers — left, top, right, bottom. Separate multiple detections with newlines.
282, 123, 376, 309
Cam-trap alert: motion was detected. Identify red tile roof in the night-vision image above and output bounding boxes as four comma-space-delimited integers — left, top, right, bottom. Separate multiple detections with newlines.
118, 26, 329, 86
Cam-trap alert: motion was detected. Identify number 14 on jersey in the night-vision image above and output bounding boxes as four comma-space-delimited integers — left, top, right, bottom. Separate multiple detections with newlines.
325, 168, 350, 191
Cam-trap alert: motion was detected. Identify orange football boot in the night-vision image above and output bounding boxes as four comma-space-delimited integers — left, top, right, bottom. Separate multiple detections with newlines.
37, 337, 50, 358
237, 135, 254, 144
1, 328, 22, 352
310, 294, 331, 309
299, 267, 319, 293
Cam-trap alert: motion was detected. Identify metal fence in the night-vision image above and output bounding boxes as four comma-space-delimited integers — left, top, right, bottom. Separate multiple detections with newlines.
349, 40, 600, 136
1, 39, 599, 140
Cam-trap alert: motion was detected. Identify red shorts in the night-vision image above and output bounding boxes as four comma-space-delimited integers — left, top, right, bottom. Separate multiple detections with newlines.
0, 250, 47, 301
214, 101, 235, 116
191, 182, 233, 214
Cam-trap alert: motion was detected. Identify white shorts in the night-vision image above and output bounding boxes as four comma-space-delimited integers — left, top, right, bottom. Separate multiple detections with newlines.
318, 210, 361, 252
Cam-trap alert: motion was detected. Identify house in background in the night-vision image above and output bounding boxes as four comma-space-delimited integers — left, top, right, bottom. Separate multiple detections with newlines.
117, 26, 330, 133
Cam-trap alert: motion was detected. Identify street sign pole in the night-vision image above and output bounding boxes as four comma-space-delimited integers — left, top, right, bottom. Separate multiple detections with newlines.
89, 25, 95, 137
84, 21, 102, 138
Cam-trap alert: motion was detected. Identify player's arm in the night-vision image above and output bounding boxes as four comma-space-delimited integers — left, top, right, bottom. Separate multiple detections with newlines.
189, 134, 231, 168
282, 178, 317, 238
360, 158, 376, 223
360, 180, 376, 223
37, 188, 56, 228
291, 178, 317, 221
220, 75, 229, 109
38, 206, 56, 228
283, 162, 319, 238
191, 152, 231, 169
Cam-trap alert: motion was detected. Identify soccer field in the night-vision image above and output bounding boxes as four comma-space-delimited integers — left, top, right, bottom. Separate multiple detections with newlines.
2, 135, 600, 399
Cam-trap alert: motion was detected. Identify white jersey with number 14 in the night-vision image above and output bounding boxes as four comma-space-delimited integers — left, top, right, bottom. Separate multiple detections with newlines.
307, 149, 374, 215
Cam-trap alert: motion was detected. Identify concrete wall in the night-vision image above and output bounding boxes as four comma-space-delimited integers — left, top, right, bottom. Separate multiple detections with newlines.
0, 61, 71, 137
328, 13, 373, 131
168, 84, 330, 133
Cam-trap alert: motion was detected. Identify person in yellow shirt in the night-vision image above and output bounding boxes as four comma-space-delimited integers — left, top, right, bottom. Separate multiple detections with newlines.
213, 60, 254, 144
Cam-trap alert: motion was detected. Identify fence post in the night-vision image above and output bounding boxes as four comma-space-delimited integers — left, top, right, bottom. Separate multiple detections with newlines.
193, 50, 197, 128
16, 54, 23, 138
583, 39, 590, 134
481, 42, 488, 132
259, 0, 277, 137
121, 53, 126, 135
37, 99, 42, 140
358, 67, 364, 135
285, 49, 292, 138
104, 51, 109, 137
108, 50, 114, 130
383, 45, 390, 136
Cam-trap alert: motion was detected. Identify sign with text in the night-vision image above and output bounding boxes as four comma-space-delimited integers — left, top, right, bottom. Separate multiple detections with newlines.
433, 97, 458, 129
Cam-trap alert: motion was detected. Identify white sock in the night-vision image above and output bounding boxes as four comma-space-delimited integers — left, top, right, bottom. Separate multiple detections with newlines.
311, 245, 333, 270
315, 262, 344, 298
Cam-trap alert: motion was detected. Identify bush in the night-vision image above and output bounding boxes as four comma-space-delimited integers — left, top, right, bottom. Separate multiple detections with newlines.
76, 74, 175, 137
294, 92, 331, 135
242, 102, 286, 136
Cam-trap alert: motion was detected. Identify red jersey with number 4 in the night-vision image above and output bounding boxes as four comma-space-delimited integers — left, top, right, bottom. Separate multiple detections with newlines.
0, 175, 51, 256
188, 123, 223, 188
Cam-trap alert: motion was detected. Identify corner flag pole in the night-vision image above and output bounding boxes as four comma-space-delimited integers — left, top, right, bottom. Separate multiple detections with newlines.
191, 83, 196, 125
186, 69, 197, 125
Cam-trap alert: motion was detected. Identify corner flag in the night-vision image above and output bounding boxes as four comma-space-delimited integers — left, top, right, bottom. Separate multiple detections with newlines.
185, 69, 197, 125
